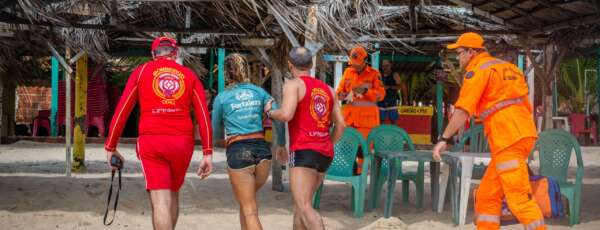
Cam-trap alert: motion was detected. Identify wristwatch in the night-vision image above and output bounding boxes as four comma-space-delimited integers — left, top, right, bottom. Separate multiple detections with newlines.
437, 135, 452, 143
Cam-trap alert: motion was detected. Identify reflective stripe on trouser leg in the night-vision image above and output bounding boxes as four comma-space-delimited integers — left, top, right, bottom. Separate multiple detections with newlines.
475, 213, 501, 230
496, 139, 545, 230
475, 162, 503, 230
524, 219, 546, 230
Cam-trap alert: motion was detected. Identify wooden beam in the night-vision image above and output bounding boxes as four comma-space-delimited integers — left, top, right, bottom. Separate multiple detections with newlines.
529, 14, 600, 35
253, 15, 274, 34
269, 5, 300, 47
448, 0, 521, 29
0, 12, 245, 34
378, 29, 525, 35
534, 0, 578, 17
493, 0, 544, 26
253, 48, 273, 67
46, 41, 74, 74
124, 0, 231, 2
0, 0, 18, 9
69, 51, 86, 65
409, 0, 417, 33
356, 35, 503, 43
240, 38, 275, 47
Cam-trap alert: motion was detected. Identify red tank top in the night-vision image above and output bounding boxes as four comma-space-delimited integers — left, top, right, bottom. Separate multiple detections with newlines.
289, 76, 334, 157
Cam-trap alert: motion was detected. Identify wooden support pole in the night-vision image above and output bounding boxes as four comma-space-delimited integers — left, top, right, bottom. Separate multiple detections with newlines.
72, 53, 88, 172
597, 47, 600, 137
305, 4, 319, 76
51, 56, 59, 136
270, 54, 285, 192
65, 46, 72, 177
1, 75, 16, 140
0, 70, 3, 143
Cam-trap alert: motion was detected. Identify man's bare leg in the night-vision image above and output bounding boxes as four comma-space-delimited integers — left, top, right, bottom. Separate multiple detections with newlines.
170, 191, 179, 229
293, 208, 307, 230
149, 189, 174, 230
290, 167, 325, 230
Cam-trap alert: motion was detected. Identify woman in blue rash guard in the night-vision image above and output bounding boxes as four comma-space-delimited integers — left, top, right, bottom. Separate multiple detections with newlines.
211, 53, 285, 230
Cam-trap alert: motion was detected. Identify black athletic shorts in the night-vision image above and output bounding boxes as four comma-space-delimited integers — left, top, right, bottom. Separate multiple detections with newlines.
289, 149, 333, 173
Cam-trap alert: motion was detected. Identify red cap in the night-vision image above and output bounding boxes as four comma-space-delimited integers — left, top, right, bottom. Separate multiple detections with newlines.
151, 36, 178, 51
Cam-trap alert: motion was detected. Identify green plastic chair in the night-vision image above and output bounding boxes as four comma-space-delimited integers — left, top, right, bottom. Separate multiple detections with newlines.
451, 124, 488, 153
536, 129, 583, 225
444, 124, 489, 224
366, 125, 424, 209
451, 124, 489, 179
312, 127, 370, 217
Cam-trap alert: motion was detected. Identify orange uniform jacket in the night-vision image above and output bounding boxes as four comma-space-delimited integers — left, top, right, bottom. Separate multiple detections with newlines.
454, 52, 537, 154
336, 65, 385, 137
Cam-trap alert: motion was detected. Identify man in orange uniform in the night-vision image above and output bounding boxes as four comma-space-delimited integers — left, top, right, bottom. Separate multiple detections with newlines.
336, 46, 385, 138
433, 32, 546, 230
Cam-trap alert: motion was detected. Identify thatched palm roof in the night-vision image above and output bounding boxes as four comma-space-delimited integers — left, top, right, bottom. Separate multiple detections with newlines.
0, 0, 599, 74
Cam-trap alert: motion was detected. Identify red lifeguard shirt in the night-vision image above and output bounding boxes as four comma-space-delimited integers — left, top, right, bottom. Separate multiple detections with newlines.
105, 58, 213, 155
288, 76, 335, 157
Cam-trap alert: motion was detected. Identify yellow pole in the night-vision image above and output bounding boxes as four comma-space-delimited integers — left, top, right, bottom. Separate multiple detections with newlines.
72, 54, 87, 172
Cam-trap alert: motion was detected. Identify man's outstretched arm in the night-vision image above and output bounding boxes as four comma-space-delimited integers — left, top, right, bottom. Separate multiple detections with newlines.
329, 91, 346, 144
269, 79, 299, 122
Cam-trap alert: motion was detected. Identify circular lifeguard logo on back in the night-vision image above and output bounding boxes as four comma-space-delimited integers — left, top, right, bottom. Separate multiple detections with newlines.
310, 88, 331, 128
152, 67, 186, 104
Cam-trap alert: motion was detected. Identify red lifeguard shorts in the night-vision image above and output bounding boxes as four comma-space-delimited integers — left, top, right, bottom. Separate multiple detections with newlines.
136, 135, 194, 191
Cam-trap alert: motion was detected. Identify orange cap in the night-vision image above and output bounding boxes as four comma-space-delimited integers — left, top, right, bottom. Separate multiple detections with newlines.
348, 46, 368, 65
447, 32, 485, 49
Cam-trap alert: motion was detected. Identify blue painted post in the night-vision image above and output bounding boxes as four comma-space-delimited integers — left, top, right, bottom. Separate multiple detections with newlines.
436, 78, 443, 138
518, 54, 525, 71
217, 48, 225, 93
371, 43, 380, 71
50, 57, 59, 136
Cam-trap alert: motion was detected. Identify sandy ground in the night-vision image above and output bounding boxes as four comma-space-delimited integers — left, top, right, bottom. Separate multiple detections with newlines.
1, 141, 599, 229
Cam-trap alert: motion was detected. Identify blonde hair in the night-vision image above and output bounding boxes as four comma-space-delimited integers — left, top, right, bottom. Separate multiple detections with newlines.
225, 53, 250, 85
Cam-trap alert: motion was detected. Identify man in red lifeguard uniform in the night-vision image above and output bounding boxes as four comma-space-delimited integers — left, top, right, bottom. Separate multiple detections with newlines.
267, 47, 346, 230
105, 37, 213, 230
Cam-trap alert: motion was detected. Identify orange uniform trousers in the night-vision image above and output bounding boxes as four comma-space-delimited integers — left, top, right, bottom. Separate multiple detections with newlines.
342, 104, 380, 138
475, 137, 546, 230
